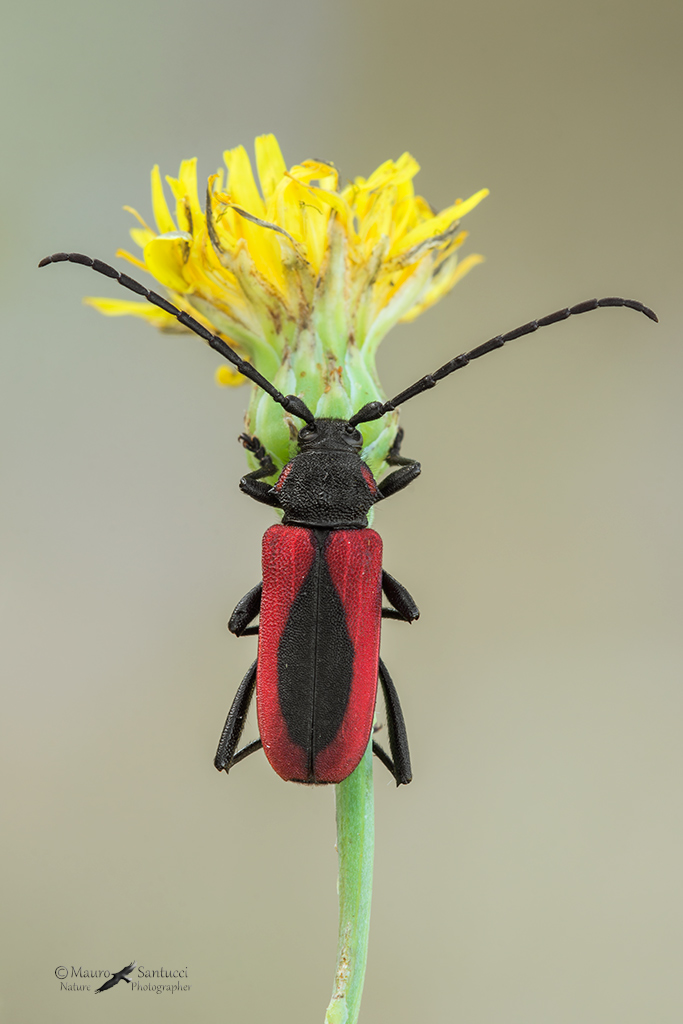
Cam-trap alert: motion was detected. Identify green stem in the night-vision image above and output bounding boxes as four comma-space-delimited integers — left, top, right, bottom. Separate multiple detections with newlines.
325, 739, 374, 1024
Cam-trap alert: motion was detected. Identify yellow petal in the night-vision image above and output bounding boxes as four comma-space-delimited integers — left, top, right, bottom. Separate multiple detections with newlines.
275, 177, 330, 273
165, 158, 203, 235
363, 152, 420, 192
116, 248, 148, 272
143, 234, 190, 292
215, 365, 247, 387
215, 200, 288, 293
129, 227, 156, 249
390, 188, 489, 259
295, 180, 353, 236
223, 145, 266, 218
400, 253, 485, 322
151, 165, 176, 235
386, 227, 467, 271
123, 205, 154, 232
84, 296, 176, 329
288, 159, 339, 188
255, 134, 287, 201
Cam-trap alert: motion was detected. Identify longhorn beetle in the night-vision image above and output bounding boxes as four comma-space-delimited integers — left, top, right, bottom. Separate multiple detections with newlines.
40, 251, 657, 785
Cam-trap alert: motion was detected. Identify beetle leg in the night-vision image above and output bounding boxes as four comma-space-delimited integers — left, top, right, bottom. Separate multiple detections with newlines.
228, 582, 262, 636
238, 433, 282, 508
388, 426, 407, 459
377, 430, 421, 500
240, 476, 279, 506
214, 660, 258, 773
378, 658, 412, 786
378, 461, 421, 498
239, 432, 276, 473
372, 740, 397, 779
230, 738, 263, 766
381, 570, 419, 622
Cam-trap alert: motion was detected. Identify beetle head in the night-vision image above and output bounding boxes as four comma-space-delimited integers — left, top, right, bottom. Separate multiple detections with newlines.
296, 419, 364, 454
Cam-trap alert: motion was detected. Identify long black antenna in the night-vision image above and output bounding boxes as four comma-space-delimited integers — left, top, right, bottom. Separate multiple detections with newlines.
39, 252, 315, 425
349, 297, 658, 426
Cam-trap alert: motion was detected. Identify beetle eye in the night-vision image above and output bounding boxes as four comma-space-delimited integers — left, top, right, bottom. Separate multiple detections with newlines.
299, 425, 317, 440
345, 425, 362, 443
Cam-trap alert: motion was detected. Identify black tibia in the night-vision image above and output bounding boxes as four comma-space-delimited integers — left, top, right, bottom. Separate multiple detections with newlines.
238, 433, 281, 508
239, 476, 280, 507
377, 659, 412, 786
381, 571, 419, 622
214, 661, 258, 773
378, 461, 420, 499
378, 429, 421, 500
228, 582, 262, 636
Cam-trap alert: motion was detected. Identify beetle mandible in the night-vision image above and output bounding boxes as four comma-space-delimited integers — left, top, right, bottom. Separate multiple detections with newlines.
39, 251, 657, 785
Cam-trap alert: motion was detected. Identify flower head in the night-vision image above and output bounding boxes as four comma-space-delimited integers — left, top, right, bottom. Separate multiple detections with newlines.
87, 135, 487, 475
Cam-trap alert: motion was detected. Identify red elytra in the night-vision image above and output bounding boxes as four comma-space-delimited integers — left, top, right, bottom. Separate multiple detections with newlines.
256, 525, 383, 783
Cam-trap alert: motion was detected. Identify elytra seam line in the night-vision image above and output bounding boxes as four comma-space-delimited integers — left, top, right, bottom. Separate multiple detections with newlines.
308, 534, 323, 780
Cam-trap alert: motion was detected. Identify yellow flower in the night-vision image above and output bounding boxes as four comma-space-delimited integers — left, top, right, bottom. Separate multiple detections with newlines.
86, 135, 487, 473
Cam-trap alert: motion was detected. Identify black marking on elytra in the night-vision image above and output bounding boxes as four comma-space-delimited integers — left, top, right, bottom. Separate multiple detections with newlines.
277, 532, 354, 776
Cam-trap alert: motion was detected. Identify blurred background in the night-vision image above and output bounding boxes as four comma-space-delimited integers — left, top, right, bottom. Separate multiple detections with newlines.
2, 0, 681, 1021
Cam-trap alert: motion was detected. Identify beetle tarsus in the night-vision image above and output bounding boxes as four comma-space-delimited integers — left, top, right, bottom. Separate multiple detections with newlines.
381, 607, 409, 620
239, 433, 277, 478
372, 740, 398, 780
238, 434, 282, 507
230, 738, 263, 767
386, 427, 406, 463
377, 427, 422, 500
